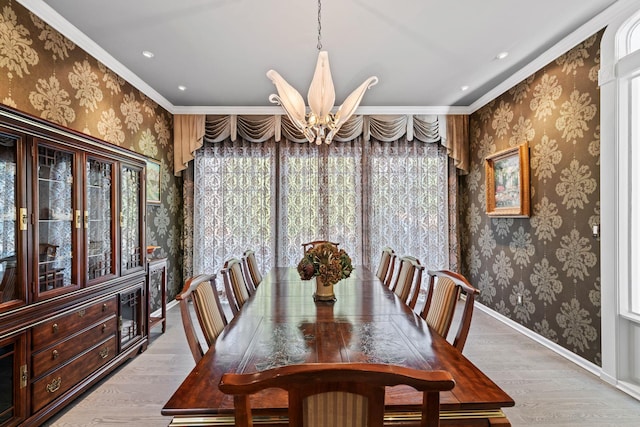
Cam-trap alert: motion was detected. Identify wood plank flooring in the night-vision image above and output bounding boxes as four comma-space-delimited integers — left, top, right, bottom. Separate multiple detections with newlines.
45, 303, 640, 426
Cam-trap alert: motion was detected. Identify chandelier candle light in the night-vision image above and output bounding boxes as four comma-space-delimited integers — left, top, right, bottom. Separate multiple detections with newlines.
266, 0, 378, 145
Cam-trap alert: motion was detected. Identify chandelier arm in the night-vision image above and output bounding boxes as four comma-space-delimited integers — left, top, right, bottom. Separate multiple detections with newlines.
308, 51, 335, 120
266, 70, 307, 123
332, 76, 379, 131
269, 94, 316, 144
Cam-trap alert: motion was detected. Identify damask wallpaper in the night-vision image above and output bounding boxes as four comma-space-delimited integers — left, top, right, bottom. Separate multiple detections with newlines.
0, 0, 183, 307
460, 31, 603, 364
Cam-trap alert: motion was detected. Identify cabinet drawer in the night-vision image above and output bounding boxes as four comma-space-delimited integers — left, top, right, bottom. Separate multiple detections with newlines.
32, 316, 117, 378
31, 335, 116, 413
32, 297, 117, 350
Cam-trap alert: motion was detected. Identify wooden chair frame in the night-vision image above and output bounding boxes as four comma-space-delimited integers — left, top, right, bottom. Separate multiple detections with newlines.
419, 269, 479, 352
302, 240, 339, 255
375, 246, 396, 288
241, 250, 262, 294
221, 258, 252, 315
390, 255, 425, 308
219, 363, 455, 427
175, 274, 228, 363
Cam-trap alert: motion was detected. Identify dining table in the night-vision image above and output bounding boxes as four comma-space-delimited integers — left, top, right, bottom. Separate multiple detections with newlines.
162, 266, 515, 426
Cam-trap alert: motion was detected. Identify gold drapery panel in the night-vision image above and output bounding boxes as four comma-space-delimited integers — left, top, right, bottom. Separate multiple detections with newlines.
174, 114, 205, 175
444, 115, 470, 174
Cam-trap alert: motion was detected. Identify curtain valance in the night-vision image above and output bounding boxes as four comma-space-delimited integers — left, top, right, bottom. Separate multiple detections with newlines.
203, 114, 443, 144
174, 114, 469, 175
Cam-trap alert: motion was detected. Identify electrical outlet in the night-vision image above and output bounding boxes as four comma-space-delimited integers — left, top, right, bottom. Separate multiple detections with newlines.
516, 293, 523, 305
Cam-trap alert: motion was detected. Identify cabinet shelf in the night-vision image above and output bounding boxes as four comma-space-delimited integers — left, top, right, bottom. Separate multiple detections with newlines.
38, 177, 70, 185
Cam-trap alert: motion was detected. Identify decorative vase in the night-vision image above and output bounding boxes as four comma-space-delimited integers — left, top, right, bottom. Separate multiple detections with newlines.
313, 276, 336, 303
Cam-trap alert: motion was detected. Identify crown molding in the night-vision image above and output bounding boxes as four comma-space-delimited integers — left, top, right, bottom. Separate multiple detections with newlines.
171, 105, 472, 116
16, 0, 175, 113
468, 0, 638, 114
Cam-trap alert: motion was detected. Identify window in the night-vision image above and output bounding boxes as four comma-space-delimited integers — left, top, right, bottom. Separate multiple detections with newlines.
193, 137, 450, 296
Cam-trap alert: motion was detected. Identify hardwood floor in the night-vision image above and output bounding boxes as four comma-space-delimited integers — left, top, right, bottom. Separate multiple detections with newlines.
45, 303, 640, 427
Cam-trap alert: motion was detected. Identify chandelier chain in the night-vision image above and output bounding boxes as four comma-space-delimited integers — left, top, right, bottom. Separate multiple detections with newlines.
317, 0, 322, 51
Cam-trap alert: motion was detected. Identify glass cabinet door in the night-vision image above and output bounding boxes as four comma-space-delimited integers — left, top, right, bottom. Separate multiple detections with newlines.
0, 333, 27, 427
86, 157, 115, 283
120, 164, 143, 274
119, 284, 144, 350
36, 144, 78, 296
0, 132, 21, 310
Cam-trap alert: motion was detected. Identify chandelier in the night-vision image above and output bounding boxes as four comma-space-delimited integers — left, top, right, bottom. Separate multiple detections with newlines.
266, 0, 378, 145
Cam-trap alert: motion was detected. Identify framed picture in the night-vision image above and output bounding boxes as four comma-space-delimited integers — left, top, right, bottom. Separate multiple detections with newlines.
146, 159, 161, 205
485, 143, 530, 217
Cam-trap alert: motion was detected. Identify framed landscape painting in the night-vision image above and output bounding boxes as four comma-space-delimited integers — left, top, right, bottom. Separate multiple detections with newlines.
146, 159, 161, 205
485, 142, 530, 217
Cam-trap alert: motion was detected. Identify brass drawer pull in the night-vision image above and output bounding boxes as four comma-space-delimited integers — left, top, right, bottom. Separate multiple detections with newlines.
77, 309, 86, 318
46, 377, 62, 393
102, 303, 107, 312
52, 323, 58, 333
102, 323, 107, 333
99, 347, 109, 359
52, 349, 59, 360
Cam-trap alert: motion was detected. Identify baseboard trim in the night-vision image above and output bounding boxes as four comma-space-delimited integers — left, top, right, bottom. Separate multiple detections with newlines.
616, 381, 640, 401
475, 302, 601, 377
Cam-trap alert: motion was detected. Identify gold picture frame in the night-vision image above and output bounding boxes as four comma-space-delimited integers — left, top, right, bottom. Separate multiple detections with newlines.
485, 143, 530, 217
146, 159, 161, 205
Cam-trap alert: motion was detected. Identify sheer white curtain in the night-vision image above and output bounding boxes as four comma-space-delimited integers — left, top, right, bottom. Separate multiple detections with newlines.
277, 140, 363, 267
365, 139, 449, 273
193, 139, 276, 298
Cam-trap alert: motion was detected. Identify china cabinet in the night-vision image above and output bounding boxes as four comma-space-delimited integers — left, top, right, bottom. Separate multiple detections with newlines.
0, 106, 149, 427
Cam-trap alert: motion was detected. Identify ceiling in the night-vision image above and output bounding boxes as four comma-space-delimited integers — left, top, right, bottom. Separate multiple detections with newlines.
21, 0, 627, 114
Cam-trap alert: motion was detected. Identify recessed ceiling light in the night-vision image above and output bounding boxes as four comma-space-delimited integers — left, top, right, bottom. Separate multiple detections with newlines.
142, 50, 154, 58
178, 85, 187, 91
496, 51, 509, 60
460, 85, 469, 91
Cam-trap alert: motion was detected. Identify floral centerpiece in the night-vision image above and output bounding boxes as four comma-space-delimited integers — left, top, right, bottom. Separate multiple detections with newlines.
297, 242, 353, 302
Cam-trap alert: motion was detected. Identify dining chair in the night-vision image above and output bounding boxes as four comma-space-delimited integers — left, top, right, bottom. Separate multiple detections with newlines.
219, 362, 455, 427
241, 250, 263, 294
390, 256, 424, 308
221, 257, 252, 315
175, 274, 228, 363
374, 246, 396, 288
418, 269, 480, 352
302, 240, 339, 255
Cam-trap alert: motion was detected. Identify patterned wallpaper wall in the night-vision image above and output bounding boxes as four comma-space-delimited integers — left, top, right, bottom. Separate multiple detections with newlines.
460, 31, 602, 364
0, 0, 183, 306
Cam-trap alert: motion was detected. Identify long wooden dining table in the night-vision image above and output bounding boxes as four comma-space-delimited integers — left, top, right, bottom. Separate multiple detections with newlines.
162, 266, 515, 426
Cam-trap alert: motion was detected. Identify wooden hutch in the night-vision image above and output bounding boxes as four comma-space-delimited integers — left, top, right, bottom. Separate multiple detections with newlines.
0, 106, 149, 426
